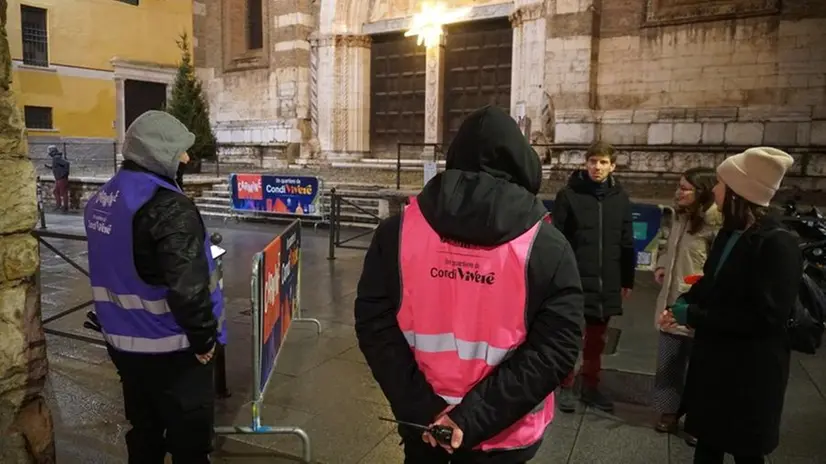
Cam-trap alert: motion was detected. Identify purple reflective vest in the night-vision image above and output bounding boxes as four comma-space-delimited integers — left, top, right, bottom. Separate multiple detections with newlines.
84, 169, 226, 353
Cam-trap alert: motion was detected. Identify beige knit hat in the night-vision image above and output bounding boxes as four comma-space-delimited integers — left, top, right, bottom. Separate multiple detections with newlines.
716, 147, 794, 207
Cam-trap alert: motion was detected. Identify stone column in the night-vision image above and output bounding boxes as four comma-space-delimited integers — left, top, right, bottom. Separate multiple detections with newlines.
423, 34, 446, 161
114, 77, 126, 146
0, 0, 55, 461
314, 34, 371, 161
509, 1, 547, 140
544, 0, 601, 144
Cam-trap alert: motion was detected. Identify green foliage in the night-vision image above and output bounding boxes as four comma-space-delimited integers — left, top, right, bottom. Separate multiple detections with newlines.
166, 32, 216, 168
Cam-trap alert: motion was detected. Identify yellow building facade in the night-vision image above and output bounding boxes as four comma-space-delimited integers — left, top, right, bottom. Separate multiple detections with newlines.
8, 0, 192, 158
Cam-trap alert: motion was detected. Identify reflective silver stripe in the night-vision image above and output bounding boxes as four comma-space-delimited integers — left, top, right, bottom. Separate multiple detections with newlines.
402, 331, 511, 366
408, 332, 546, 415
92, 269, 221, 316
438, 394, 462, 405
92, 287, 170, 315
104, 332, 190, 353
439, 394, 546, 414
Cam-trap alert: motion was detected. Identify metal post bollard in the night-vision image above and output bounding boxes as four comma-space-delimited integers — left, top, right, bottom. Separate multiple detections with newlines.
328, 188, 336, 260
37, 176, 46, 229
211, 232, 231, 399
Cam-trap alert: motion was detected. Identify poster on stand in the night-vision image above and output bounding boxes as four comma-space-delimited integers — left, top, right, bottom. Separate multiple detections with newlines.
231, 173, 323, 216
259, 235, 282, 393
257, 220, 302, 394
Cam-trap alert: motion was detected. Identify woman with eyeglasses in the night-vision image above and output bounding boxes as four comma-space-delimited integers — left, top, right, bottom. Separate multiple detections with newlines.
652, 167, 720, 445
660, 147, 800, 464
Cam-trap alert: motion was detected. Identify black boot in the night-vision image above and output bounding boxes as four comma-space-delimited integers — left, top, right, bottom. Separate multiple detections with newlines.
581, 386, 614, 413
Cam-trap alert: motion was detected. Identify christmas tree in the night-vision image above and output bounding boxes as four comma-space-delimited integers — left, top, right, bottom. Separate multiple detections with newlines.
166, 32, 216, 173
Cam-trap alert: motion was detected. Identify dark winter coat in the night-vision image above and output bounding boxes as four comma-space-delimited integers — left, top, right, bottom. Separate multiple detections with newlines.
124, 160, 218, 355
680, 214, 801, 456
354, 106, 584, 461
47, 152, 70, 180
551, 171, 636, 319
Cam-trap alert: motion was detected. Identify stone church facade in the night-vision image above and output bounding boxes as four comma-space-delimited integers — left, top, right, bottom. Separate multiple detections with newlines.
193, 0, 826, 165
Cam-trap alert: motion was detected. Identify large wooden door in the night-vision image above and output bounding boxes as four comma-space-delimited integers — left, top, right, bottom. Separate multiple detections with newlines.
370, 32, 426, 157
443, 18, 513, 146
124, 80, 168, 129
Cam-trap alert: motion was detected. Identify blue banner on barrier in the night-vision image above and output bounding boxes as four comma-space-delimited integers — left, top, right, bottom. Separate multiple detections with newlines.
231, 173, 322, 216
258, 221, 301, 394
541, 200, 663, 271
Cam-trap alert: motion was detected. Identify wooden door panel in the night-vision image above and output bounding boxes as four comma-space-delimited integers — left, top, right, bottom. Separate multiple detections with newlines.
443, 18, 513, 146
370, 33, 426, 156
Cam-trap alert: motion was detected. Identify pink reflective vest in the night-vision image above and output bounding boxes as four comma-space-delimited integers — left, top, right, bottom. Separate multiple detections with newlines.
397, 198, 554, 452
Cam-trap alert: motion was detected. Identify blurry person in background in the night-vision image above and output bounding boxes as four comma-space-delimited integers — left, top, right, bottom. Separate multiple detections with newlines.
45, 145, 71, 212
651, 167, 720, 445
552, 141, 635, 414
661, 147, 799, 464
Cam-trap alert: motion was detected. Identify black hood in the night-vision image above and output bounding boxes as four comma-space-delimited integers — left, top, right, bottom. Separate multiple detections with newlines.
416, 106, 547, 246
567, 169, 621, 198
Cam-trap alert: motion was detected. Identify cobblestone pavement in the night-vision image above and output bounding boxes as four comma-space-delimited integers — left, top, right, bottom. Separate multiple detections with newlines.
38, 213, 826, 463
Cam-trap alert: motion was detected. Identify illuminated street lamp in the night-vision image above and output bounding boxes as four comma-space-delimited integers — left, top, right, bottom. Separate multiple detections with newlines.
405, 2, 469, 48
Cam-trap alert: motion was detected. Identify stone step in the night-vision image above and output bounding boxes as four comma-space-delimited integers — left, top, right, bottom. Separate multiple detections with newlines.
196, 196, 232, 206
201, 190, 231, 198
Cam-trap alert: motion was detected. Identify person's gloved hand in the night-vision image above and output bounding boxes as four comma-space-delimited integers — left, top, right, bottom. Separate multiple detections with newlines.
669, 299, 689, 326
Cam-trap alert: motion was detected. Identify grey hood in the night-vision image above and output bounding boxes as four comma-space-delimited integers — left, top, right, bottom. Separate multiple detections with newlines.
122, 110, 195, 180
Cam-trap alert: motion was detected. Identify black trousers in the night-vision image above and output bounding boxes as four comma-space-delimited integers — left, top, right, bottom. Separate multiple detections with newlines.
108, 346, 215, 464
403, 435, 536, 464
693, 441, 764, 464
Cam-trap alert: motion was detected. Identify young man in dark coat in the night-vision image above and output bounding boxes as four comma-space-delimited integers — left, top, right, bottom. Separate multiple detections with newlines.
551, 141, 636, 413
354, 106, 584, 463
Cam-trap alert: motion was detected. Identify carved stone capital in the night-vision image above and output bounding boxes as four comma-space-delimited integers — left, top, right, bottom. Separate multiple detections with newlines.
313, 34, 372, 49
509, 3, 545, 28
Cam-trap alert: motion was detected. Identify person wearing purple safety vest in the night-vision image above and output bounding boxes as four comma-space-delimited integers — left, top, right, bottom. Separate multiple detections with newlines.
355, 106, 584, 463
84, 110, 225, 464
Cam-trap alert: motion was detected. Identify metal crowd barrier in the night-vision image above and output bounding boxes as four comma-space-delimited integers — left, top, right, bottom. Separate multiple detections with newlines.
34, 228, 232, 398
326, 188, 382, 260
324, 187, 677, 269
214, 219, 320, 463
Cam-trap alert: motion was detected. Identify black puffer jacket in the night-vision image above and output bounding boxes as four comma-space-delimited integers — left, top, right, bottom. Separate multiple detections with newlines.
121, 161, 218, 355
551, 171, 635, 319
355, 106, 584, 460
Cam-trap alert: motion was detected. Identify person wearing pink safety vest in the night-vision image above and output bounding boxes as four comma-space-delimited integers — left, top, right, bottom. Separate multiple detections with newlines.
355, 106, 584, 463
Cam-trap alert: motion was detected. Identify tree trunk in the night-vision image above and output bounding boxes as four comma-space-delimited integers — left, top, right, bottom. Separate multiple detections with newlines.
0, 0, 56, 461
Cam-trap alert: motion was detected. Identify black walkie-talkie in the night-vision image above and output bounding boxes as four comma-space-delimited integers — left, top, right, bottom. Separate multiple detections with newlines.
378, 417, 454, 447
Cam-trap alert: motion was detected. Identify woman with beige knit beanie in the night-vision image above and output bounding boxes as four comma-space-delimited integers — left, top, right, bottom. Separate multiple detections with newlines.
659, 147, 802, 464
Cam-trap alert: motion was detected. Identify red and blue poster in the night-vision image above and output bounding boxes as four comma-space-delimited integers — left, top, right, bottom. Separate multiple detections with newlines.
231, 173, 322, 216
260, 235, 282, 392
258, 221, 302, 394
279, 222, 300, 340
